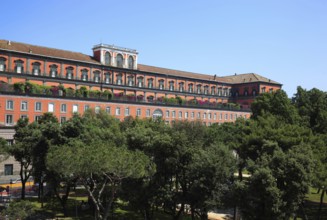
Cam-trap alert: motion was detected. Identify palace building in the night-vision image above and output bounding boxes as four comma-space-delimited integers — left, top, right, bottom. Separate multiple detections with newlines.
0, 39, 281, 176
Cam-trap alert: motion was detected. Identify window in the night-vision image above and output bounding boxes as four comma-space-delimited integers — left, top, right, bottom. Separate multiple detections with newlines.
178, 111, 182, 119
208, 113, 211, 120
116, 54, 124, 68
211, 86, 215, 95
95, 106, 100, 114
137, 77, 143, 87
73, 104, 78, 113
203, 113, 206, 119
116, 74, 122, 85
214, 113, 217, 120
159, 80, 164, 90
191, 112, 194, 119
153, 109, 163, 119
197, 112, 201, 119
244, 90, 248, 96
105, 52, 111, 65
128, 56, 134, 69
137, 108, 141, 116
0, 57, 6, 71
6, 100, 13, 110
116, 107, 121, 115
81, 69, 88, 81
35, 102, 42, 111
48, 103, 54, 112
185, 112, 188, 119
106, 107, 111, 114
61, 104, 67, 113
20, 115, 27, 120
4, 164, 13, 176
104, 73, 111, 84
15, 60, 24, 73
188, 84, 193, 93
127, 76, 134, 86
35, 115, 42, 122
252, 90, 257, 96
93, 71, 100, 83
197, 84, 202, 94
269, 88, 273, 93
32, 62, 41, 75
50, 64, 58, 77
125, 108, 130, 116
172, 111, 176, 118
204, 86, 209, 95
21, 101, 28, 111
179, 82, 184, 92
220, 113, 223, 120
5, 115, 13, 125
225, 114, 228, 120
7, 140, 13, 146
169, 81, 174, 91
261, 87, 266, 93
84, 105, 90, 112
218, 88, 222, 96
66, 67, 74, 79
230, 114, 233, 120
148, 78, 153, 88
166, 110, 170, 118
146, 109, 150, 117
60, 117, 66, 124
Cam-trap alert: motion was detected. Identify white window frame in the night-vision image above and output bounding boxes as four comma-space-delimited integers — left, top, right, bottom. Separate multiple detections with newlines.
21, 101, 28, 111
73, 104, 78, 113
5, 114, 13, 125
6, 100, 13, 110
116, 107, 121, 116
35, 102, 42, 111
125, 108, 130, 116
137, 108, 141, 116
61, 104, 67, 113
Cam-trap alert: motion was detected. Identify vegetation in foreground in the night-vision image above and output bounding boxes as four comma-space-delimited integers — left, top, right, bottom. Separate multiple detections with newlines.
0, 86, 326, 220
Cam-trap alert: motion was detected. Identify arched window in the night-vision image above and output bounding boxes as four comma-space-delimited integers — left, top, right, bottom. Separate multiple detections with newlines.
116, 73, 122, 85
116, 54, 123, 68
148, 78, 154, 88
81, 69, 88, 81
104, 72, 111, 84
128, 56, 134, 69
179, 82, 184, 92
137, 76, 144, 87
49, 64, 58, 77
0, 57, 7, 72
32, 62, 41, 75
127, 75, 134, 86
66, 66, 74, 79
188, 83, 193, 93
153, 109, 163, 119
105, 52, 111, 65
14, 59, 24, 73
93, 70, 100, 82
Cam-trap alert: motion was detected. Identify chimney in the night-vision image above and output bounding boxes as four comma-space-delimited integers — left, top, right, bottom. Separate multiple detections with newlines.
7, 40, 11, 45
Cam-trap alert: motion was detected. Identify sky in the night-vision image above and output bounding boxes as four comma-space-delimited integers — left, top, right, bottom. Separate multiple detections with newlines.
1, 0, 326, 97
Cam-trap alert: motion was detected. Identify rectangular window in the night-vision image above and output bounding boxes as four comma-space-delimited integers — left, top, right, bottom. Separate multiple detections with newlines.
178, 111, 182, 119
84, 105, 90, 112
35, 115, 42, 122
5, 115, 13, 125
230, 114, 233, 120
35, 102, 42, 111
137, 108, 141, 116
7, 140, 14, 146
197, 112, 201, 119
191, 112, 194, 119
208, 113, 211, 120
4, 164, 13, 176
6, 100, 13, 110
60, 117, 66, 124
125, 108, 130, 116
21, 101, 28, 111
48, 103, 54, 112
220, 113, 223, 120
166, 110, 170, 118
146, 109, 150, 117
106, 107, 111, 114
116, 107, 121, 115
20, 115, 27, 119
203, 113, 206, 119
95, 106, 100, 114
225, 114, 228, 120
73, 104, 78, 113
61, 104, 67, 113
185, 112, 188, 119
172, 111, 176, 118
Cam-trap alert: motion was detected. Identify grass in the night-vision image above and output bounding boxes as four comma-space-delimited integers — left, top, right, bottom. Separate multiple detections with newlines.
296, 188, 327, 220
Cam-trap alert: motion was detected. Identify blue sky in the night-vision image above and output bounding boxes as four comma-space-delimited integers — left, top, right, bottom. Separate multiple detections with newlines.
2, 0, 326, 96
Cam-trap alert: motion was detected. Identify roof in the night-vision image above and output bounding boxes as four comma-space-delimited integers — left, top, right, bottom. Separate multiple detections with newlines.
0, 40, 99, 64
222, 73, 281, 85
0, 40, 281, 85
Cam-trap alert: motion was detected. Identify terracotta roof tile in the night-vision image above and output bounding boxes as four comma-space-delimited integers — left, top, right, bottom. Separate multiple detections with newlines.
222, 73, 281, 84
0, 40, 99, 64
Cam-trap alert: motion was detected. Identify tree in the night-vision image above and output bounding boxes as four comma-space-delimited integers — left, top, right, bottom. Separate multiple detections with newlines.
0, 137, 9, 163
11, 118, 41, 199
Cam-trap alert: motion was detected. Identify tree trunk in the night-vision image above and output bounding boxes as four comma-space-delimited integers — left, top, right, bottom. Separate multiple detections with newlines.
317, 189, 325, 220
